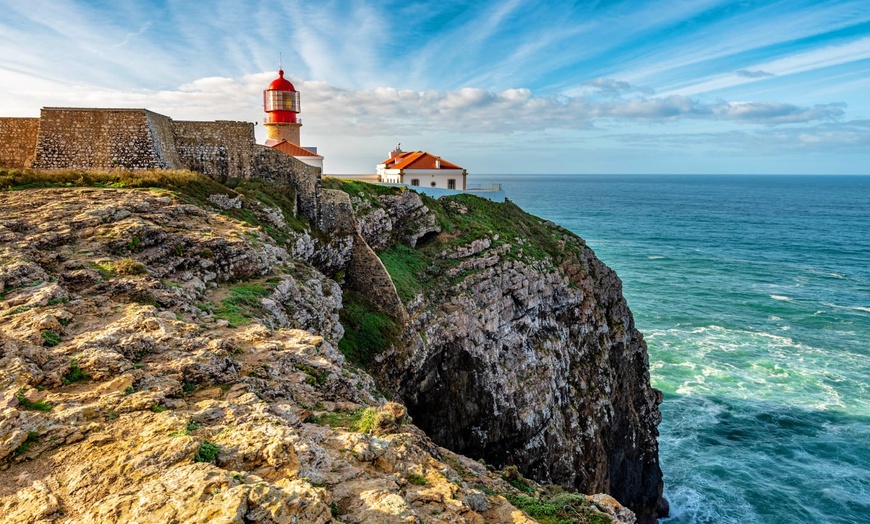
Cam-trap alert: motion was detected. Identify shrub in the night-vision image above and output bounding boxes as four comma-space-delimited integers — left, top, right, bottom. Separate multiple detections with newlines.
15, 391, 52, 411
356, 407, 379, 434
14, 431, 40, 456
407, 473, 429, 486
61, 359, 90, 384
41, 330, 62, 347
113, 257, 147, 276
194, 440, 220, 463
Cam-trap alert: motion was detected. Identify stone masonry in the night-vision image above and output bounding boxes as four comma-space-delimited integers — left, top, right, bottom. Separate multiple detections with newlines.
0, 107, 320, 224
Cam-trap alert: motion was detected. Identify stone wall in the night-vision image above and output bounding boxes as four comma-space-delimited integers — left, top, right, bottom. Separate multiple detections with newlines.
0, 107, 323, 225
0, 117, 39, 169
31, 108, 161, 170
145, 111, 183, 169
252, 145, 321, 223
172, 120, 256, 180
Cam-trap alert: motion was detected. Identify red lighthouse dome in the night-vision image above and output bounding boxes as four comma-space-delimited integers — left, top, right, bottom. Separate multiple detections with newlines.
264, 69, 300, 124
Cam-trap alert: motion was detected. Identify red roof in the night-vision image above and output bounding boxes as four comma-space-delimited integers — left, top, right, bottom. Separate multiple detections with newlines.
381, 151, 463, 170
269, 140, 320, 157
267, 70, 296, 91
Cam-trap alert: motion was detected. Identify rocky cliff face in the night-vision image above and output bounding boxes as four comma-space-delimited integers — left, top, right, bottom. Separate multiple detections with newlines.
344, 187, 665, 523
0, 177, 639, 524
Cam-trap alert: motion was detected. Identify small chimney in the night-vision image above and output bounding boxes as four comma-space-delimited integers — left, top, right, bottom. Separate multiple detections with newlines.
436, 159, 441, 169
390, 142, 403, 158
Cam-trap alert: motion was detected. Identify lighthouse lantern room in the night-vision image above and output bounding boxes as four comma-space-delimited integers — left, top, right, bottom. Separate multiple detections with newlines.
263, 69, 302, 145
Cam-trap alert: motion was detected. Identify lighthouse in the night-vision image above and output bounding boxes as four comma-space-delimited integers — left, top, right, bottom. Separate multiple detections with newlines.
263, 69, 301, 145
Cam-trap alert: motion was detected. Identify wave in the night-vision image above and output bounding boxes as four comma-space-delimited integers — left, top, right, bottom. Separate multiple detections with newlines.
647, 255, 667, 260
821, 302, 870, 314
770, 295, 791, 301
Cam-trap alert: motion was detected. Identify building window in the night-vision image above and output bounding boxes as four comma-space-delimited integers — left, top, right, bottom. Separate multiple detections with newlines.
411, 179, 420, 186
431, 181, 437, 187
448, 179, 456, 189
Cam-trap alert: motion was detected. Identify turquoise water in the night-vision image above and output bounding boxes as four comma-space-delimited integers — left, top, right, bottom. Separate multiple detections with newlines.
475, 174, 870, 524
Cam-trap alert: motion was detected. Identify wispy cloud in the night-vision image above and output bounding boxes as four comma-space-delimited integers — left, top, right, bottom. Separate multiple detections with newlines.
735, 69, 776, 79
0, 0, 867, 173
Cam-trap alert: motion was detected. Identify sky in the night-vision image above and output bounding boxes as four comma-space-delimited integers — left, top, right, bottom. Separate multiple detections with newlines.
1, 0, 869, 174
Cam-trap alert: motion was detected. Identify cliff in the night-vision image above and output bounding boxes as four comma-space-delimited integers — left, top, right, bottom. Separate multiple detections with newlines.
0, 168, 660, 523
326, 180, 665, 523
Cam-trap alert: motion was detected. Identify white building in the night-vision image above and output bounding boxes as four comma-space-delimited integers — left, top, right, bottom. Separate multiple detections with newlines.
377, 146, 467, 190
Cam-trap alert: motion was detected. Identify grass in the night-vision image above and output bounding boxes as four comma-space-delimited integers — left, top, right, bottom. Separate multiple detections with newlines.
377, 244, 427, 302
41, 330, 62, 347
194, 440, 220, 463
503, 492, 612, 524
337, 291, 401, 366
90, 261, 116, 280
296, 363, 329, 387
308, 407, 379, 434
407, 473, 429, 486
15, 391, 52, 411
61, 359, 90, 385
4, 305, 32, 316
209, 283, 272, 327
169, 419, 201, 437
14, 431, 40, 456
321, 177, 402, 209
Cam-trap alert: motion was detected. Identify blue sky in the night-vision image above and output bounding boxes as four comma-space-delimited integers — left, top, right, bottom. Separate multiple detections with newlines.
1, 0, 868, 174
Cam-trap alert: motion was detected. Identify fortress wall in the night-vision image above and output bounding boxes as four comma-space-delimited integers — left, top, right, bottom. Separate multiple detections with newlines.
145, 111, 183, 169
252, 144, 321, 223
0, 118, 41, 169
32, 108, 160, 170
172, 120, 256, 180
4, 107, 323, 226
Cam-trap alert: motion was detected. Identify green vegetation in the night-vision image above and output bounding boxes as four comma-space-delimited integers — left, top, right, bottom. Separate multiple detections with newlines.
194, 440, 221, 463
200, 282, 272, 327
169, 420, 201, 438
337, 291, 401, 366
14, 431, 40, 456
296, 363, 329, 387
502, 465, 535, 494
407, 473, 429, 486
61, 359, 90, 385
504, 492, 612, 524
41, 330, 62, 347
4, 305, 31, 316
113, 257, 147, 276
322, 177, 402, 206
151, 405, 167, 413
90, 261, 116, 280
377, 244, 426, 302
307, 407, 379, 434
123, 386, 134, 395
15, 391, 52, 411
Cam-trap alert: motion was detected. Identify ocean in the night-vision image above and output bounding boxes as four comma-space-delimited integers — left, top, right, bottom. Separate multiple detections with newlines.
474, 174, 870, 524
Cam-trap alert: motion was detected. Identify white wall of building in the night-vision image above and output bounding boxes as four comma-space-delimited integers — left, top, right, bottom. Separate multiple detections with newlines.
378, 168, 466, 189
296, 156, 324, 170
